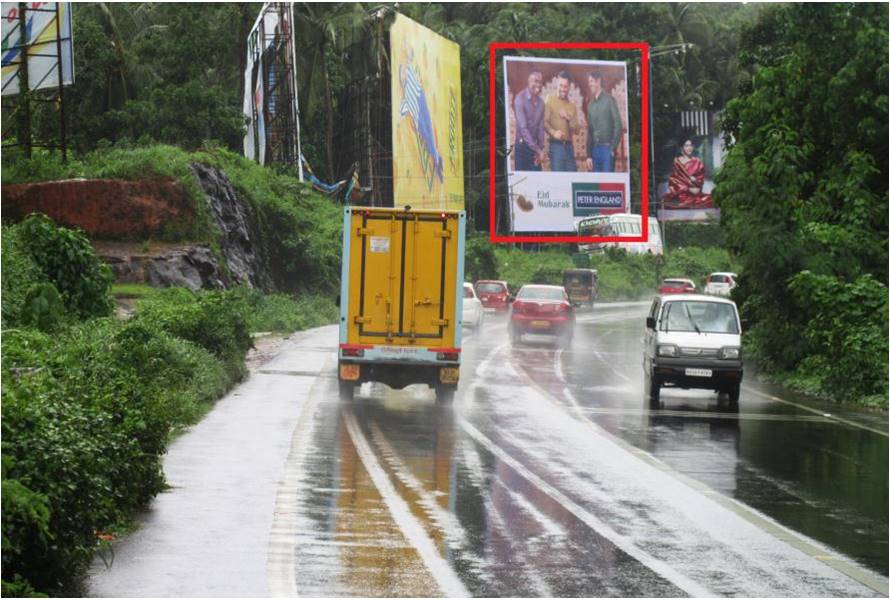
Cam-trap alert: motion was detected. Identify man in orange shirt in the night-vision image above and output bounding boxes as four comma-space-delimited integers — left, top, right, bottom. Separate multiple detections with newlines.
544, 71, 580, 172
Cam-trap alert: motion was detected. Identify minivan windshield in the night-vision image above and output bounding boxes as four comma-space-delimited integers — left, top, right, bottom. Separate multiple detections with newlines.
661, 301, 739, 334
518, 286, 565, 301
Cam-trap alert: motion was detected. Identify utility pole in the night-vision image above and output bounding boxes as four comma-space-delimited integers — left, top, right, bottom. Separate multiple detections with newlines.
17, 3, 31, 158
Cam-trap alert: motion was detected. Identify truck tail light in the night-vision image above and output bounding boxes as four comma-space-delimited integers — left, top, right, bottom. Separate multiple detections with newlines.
340, 344, 371, 357
433, 348, 460, 361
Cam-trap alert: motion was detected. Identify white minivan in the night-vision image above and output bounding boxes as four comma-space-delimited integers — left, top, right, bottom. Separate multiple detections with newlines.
643, 294, 743, 406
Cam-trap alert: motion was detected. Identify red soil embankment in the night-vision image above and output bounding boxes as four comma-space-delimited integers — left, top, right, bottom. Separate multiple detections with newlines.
2, 178, 195, 238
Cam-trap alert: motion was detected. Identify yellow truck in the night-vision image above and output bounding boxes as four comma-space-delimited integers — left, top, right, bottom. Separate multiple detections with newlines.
338, 206, 466, 402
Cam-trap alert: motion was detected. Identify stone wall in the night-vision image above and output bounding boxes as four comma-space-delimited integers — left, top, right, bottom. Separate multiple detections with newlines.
2, 178, 195, 238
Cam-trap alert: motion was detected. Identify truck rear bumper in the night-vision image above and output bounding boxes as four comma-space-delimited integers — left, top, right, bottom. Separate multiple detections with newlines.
339, 360, 459, 389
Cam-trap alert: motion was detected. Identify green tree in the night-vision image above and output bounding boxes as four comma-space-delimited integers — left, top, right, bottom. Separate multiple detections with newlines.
715, 3, 888, 404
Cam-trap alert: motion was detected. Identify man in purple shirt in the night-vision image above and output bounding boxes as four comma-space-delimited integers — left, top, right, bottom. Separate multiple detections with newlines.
513, 71, 545, 171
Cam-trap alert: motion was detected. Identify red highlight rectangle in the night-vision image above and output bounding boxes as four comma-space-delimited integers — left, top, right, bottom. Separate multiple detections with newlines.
489, 42, 650, 244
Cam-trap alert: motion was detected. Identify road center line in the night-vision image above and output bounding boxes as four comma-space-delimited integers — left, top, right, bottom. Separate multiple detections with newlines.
458, 419, 715, 598
343, 409, 470, 598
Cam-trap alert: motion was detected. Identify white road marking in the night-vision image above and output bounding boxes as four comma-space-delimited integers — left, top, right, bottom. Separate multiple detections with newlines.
267, 357, 332, 597
459, 419, 715, 598
742, 385, 888, 437
518, 349, 889, 595
368, 421, 470, 548
343, 409, 470, 598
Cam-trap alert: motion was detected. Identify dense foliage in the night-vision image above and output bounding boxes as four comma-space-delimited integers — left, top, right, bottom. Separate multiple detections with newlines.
715, 4, 888, 406
486, 246, 737, 302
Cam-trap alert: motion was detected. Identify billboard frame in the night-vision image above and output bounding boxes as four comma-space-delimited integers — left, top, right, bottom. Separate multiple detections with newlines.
488, 41, 649, 244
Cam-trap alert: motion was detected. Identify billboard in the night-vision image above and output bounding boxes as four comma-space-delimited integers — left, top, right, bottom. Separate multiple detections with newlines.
504, 56, 630, 233
656, 110, 723, 222
242, 4, 301, 173
1, 2, 74, 96
390, 13, 464, 210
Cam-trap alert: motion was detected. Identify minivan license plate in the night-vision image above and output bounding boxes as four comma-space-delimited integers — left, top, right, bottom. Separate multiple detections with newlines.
685, 368, 712, 377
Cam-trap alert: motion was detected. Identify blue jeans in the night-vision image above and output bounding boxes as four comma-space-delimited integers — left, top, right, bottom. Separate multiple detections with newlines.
514, 141, 541, 171
592, 144, 614, 172
549, 140, 576, 172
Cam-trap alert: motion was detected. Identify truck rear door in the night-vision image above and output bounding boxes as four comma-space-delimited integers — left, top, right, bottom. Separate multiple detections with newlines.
347, 209, 459, 347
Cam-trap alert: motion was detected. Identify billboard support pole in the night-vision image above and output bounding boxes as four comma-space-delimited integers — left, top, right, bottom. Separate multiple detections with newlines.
17, 2, 31, 159
54, 2, 67, 162
287, 2, 303, 181
648, 53, 666, 253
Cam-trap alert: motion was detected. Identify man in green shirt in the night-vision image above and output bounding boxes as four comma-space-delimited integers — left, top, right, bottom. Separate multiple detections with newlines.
585, 71, 623, 172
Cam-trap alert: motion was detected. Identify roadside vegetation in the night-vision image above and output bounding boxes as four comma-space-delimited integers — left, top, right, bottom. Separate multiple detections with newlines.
466, 233, 738, 302
715, 4, 888, 408
0, 214, 336, 596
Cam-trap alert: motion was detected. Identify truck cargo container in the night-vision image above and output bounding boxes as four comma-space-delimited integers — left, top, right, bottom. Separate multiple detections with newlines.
338, 206, 466, 403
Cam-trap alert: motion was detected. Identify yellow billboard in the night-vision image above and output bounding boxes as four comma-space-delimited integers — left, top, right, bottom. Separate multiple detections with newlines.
390, 13, 464, 210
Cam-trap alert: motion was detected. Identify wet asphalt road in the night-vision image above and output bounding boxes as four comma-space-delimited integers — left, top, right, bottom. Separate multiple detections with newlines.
87, 303, 888, 597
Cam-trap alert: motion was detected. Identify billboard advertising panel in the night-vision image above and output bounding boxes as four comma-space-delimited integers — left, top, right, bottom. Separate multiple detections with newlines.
656, 110, 723, 222
504, 56, 630, 233
2, 2, 74, 96
390, 13, 464, 210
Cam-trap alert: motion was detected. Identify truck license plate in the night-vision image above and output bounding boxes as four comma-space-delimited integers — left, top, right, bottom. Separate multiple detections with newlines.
531, 320, 550, 329
685, 368, 712, 377
439, 367, 460, 384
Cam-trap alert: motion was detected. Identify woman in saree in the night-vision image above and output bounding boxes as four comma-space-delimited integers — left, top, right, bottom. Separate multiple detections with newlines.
663, 139, 714, 208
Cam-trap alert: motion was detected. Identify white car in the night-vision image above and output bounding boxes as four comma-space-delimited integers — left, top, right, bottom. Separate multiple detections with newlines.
704, 272, 738, 297
643, 294, 743, 406
462, 282, 484, 332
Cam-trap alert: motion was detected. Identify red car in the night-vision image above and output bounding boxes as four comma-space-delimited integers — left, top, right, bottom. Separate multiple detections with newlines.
474, 280, 511, 312
509, 284, 575, 346
658, 278, 696, 295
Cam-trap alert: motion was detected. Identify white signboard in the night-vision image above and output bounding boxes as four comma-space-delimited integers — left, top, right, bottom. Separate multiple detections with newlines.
504, 56, 630, 232
1, 2, 74, 96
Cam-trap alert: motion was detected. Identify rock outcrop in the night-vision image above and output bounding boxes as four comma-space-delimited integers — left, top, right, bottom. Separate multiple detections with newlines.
189, 163, 270, 289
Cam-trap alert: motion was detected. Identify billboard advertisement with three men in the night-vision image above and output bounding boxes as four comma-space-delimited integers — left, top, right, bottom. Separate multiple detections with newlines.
503, 56, 630, 233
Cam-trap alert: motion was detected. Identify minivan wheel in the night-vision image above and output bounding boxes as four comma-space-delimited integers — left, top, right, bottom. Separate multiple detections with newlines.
726, 382, 740, 406
648, 371, 661, 404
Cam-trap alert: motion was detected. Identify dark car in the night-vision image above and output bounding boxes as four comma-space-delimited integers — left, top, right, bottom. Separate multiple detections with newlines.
475, 280, 511, 312
658, 278, 696, 295
509, 284, 575, 346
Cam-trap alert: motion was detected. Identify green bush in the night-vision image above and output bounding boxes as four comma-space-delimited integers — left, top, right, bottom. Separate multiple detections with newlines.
1, 226, 48, 328
1, 314, 236, 594
464, 234, 498, 283
15, 215, 114, 320
135, 287, 252, 376
231, 287, 337, 334
20, 283, 66, 332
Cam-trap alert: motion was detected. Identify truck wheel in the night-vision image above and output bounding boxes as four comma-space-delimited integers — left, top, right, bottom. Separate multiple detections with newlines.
435, 385, 456, 404
338, 380, 356, 402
